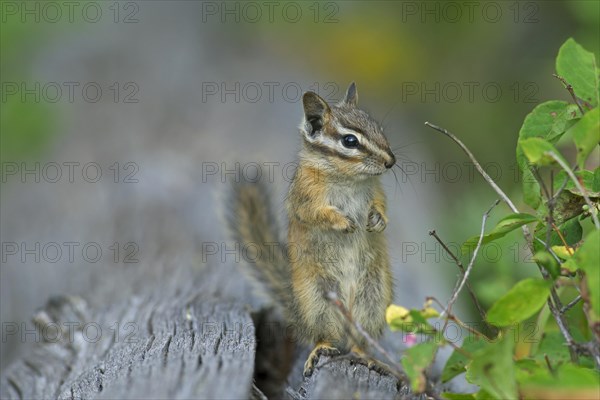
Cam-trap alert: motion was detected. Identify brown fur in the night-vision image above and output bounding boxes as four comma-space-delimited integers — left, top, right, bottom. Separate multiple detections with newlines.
228, 83, 395, 377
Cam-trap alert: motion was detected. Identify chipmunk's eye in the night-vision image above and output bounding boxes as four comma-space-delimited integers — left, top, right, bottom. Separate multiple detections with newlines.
342, 134, 359, 148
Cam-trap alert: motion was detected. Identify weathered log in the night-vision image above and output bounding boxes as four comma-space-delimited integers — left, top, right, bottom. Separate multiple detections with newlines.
0, 292, 256, 400
1, 289, 420, 399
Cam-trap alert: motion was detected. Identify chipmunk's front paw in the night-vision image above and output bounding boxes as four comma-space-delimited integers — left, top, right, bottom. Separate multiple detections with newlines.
367, 209, 387, 232
303, 343, 341, 377
343, 217, 357, 233
332, 214, 357, 233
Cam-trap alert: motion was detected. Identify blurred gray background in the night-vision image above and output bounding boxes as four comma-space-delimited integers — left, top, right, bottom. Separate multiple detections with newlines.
1, 0, 598, 369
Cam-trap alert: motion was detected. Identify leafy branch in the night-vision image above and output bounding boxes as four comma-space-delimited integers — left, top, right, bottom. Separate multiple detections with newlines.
384, 37, 600, 398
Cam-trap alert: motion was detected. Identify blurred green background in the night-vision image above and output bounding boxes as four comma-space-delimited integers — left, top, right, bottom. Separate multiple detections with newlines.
1, 0, 599, 368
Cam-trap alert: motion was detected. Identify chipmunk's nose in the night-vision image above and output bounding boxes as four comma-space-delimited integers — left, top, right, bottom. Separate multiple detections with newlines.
385, 153, 396, 169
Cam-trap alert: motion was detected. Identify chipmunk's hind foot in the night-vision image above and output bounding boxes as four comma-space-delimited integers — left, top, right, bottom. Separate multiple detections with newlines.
349, 346, 394, 376
303, 342, 341, 377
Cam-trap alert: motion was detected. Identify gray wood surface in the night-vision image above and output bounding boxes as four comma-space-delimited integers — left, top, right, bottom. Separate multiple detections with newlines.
0, 290, 256, 400
0, 289, 420, 399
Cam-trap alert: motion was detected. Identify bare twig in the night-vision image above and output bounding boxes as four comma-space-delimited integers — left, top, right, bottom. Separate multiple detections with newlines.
532, 167, 552, 201
536, 160, 600, 361
534, 237, 562, 264
523, 166, 585, 349
427, 296, 487, 340
530, 163, 577, 361
424, 122, 589, 361
429, 229, 490, 328
441, 200, 499, 320
446, 315, 487, 340
326, 292, 406, 380
424, 122, 520, 214
544, 354, 555, 375
423, 123, 570, 256
552, 73, 586, 115
581, 341, 600, 369
560, 295, 582, 314
531, 167, 559, 261
546, 152, 600, 229
546, 296, 579, 362
551, 171, 572, 205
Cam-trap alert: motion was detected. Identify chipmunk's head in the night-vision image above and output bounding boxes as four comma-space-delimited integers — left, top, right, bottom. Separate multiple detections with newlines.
299, 82, 395, 178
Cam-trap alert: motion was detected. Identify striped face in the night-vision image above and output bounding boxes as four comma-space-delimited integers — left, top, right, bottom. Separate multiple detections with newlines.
300, 91, 395, 178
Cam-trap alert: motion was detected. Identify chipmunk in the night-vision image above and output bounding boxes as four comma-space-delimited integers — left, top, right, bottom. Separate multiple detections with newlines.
227, 83, 395, 377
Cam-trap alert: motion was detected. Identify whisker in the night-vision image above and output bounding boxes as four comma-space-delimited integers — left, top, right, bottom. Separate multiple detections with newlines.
392, 140, 424, 152
393, 152, 416, 165
390, 167, 402, 197
394, 163, 417, 196
381, 99, 404, 125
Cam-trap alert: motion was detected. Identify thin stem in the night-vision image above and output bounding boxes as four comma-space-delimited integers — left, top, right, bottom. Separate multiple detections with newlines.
429, 229, 490, 327
531, 166, 557, 258
427, 296, 488, 339
446, 315, 487, 339
552, 73, 585, 115
534, 237, 562, 264
445, 337, 472, 357
532, 167, 552, 200
544, 354, 555, 375
551, 172, 573, 205
560, 295, 582, 314
424, 122, 520, 213
547, 296, 579, 362
326, 292, 406, 380
551, 222, 574, 255
441, 200, 499, 320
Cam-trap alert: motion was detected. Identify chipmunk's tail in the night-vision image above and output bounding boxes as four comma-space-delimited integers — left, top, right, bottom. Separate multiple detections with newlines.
226, 178, 292, 312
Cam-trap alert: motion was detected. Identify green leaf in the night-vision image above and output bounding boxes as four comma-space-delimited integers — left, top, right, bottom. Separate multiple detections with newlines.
555, 364, 600, 387
567, 107, 600, 168
534, 218, 583, 253
519, 137, 567, 167
547, 104, 581, 142
553, 168, 600, 198
386, 304, 438, 334
474, 389, 496, 400
465, 336, 517, 400
516, 101, 574, 209
441, 336, 486, 383
487, 278, 551, 326
401, 341, 438, 393
522, 168, 542, 210
442, 393, 476, 400
556, 38, 599, 107
514, 359, 550, 386
520, 363, 600, 399
462, 213, 538, 254
557, 218, 584, 246
533, 251, 560, 279
572, 230, 600, 321
517, 101, 578, 142
533, 331, 571, 365
554, 191, 589, 226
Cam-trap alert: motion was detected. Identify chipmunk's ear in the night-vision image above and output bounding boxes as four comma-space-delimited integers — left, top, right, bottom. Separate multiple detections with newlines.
302, 91, 330, 136
344, 82, 358, 106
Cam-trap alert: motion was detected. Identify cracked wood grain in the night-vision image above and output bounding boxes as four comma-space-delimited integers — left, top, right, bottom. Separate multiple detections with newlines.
1, 286, 415, 399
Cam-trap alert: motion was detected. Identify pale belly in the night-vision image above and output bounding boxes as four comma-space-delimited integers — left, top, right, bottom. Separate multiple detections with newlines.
314, 221, 377, 311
